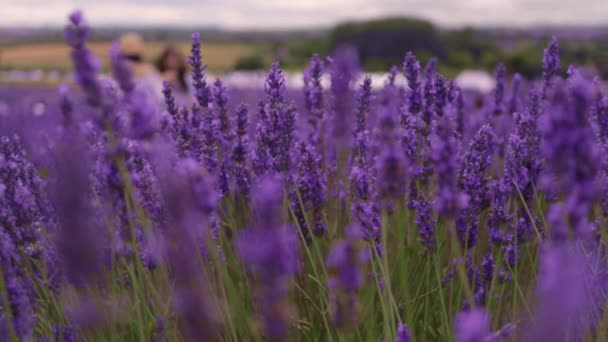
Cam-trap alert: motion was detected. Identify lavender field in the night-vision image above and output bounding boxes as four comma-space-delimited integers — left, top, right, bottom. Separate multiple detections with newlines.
2, 10, 608, 342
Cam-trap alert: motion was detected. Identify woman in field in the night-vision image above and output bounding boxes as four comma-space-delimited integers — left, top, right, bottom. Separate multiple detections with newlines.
156, 45, 194, 108
119, 32, 163, 104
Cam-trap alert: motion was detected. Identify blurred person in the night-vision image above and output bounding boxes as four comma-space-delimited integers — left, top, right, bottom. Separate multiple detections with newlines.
156, 45, 194, 107
118, 32, 163, 103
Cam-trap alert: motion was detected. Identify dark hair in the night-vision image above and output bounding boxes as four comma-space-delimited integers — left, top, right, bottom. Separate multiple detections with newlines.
125, 54, 143, 63
156, 45, 188, 92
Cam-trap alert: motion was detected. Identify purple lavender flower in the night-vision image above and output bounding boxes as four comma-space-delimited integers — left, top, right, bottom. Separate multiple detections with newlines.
349, 84, 382, 250
463, 253, 485, 306
527, 87, 541, 118
514, 213, 535, 243
414, 195, 436, 252
381, 65, 400, 107
327, 224, 366, 292
108, 41, 134, 94
0, 228, 33, 340
523, 242, 607, 341
454, 86, 465, 135
217, 161, 230, 196
541, 74, 599, 238
567, 64, 580, 79
507, 73, 522, 115
211, 79, 233, 195
456, 124, 495, 248
58, 83, 74, 127
255, 63, 297, 174
481, 253, 495, 286
503, 134, 529, 194
303, 54, 325, 133
501, 232, 519, 268
386, 65, 399, 87
236, 175, 300, 339
434, 74, 448, 117
458, 124, 495, 210
52, 325, 76, 342
326, 223, 367, 326
421, 73, 435, 127
350, 107, 376, 205
90, 143, 134, 259
161, 81, 178, 118
276, 104, 297, 172
454, 308, 490, 342
354, 76, 373, 137
396, 323, 411, 342
353, 76, 374, 167
596, 96, 608, 144
542, 36, 560, 99
403, 52, 422, 114
329, 46, 359, 151
232, 104, 251, 199
514, 109, 541, 200
171, 105, 203, 161
52, 131, 103, 286
125, 84, 160, 141
212, 79, 233, 144
493, 63, 506, 115
201, 103, 219, 175
488, 193, 510, 245
400, 107, 419, 173
453, 221, 478, 257
376, 106, 406, 206
295, 142, 327, 237
157, 158, 223, 340
188, 32, 210, 108
64, 11, 103, 108
546, 203, 569, 243
430, 116, 468, 216
265, 61, 287, 106
0, 135, 49, 258
515, 110, 540, 163
423, 58, 437, 80
252, 104, 273, 177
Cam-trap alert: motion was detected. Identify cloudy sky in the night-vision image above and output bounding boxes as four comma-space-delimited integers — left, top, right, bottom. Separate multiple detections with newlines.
4, 0, 608, 29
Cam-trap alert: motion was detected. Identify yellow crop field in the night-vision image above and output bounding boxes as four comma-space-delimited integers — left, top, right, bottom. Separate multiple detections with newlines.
0, 41, 262, 72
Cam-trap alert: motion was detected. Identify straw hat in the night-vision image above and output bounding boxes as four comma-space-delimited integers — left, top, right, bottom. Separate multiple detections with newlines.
119, 32, 145, 57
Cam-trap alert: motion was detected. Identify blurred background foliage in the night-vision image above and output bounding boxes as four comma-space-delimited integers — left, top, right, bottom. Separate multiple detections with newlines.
2, 16, 608, 78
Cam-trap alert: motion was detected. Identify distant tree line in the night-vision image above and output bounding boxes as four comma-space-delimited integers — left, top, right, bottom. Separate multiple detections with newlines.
266, 17, 608, 78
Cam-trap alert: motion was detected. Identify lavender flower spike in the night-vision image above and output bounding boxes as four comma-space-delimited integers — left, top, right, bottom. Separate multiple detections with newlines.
303, 54, 325, 132
232, 104, 251, 199
329, 46, 359, 149
542, 36, 560, 99
326, 224, 367, 326
507, 73, 522, 115
396, 323, 411, 342
454, 308, 491, 342
296, 142, 328, 237
493, 63, 506, 116
236, 175, 300, 339
188, 32, 210, 108
403, 52, 422, 114
64, 10, 103, 108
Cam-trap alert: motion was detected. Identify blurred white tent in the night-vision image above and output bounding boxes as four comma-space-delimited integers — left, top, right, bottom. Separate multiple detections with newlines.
1, 68, 496, 94
455, 70, 495, 93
